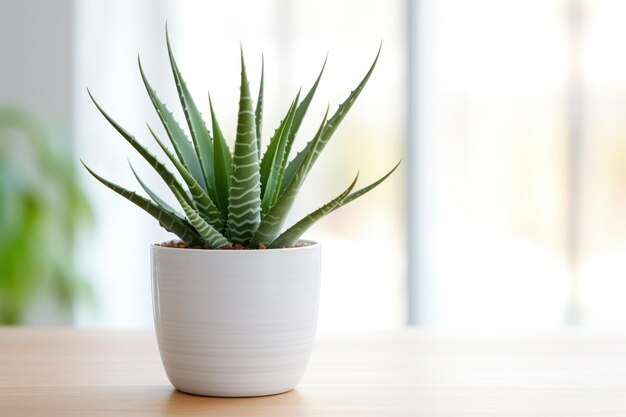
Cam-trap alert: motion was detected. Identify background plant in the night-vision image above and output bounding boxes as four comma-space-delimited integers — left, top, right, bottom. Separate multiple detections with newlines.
0, 107, 93, 324
83, 31, 399, 249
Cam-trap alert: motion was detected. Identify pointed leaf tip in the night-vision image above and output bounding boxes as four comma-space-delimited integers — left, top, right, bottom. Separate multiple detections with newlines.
268, 172, 360, 248
239, 43, 247, 69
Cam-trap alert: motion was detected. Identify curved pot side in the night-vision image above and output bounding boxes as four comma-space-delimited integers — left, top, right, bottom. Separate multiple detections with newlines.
150, 242, 321, 397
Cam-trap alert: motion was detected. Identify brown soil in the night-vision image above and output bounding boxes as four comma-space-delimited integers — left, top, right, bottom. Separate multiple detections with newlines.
156, 240, 310, 250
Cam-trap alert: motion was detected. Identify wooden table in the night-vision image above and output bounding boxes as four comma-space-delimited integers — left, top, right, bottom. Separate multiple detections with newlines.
1, 328, 626, 416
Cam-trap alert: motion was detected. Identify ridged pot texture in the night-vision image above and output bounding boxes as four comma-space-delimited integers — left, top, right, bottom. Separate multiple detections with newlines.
150, 241, 321, 397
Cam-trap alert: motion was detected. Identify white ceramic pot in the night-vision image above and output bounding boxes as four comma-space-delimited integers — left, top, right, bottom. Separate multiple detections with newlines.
150, 241, 321, 397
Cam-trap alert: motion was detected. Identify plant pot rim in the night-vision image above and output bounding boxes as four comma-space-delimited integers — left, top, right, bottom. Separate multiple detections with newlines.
151, 239, 319, 253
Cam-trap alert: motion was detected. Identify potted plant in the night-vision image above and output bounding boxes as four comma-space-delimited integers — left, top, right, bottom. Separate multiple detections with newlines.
83, 29, 399, 397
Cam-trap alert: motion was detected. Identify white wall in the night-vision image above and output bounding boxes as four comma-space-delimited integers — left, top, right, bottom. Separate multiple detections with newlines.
0, 0, 74, 125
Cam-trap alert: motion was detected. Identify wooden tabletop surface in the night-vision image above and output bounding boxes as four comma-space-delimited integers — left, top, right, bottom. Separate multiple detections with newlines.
1, 328, 626, 416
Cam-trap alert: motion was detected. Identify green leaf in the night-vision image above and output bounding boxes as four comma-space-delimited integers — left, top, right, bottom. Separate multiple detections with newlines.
208, 95, 233, 218
269, 173, 359, 248
87, 90, 194, 210
128, 160, 181, 217
165, 28, 217, 204
335, 160, 401, 209
281, 47, 380, 193
138, 56, 207, 191
259, 91, 300, 214
228, 47, 262, 246
147, 125, 224, 231
282, 56, 327, 172
81, 161, 203, 246
250, 108, 328, 247
255, 55, 264, 157
172, 188, 231, 248
270, 161, 400, 247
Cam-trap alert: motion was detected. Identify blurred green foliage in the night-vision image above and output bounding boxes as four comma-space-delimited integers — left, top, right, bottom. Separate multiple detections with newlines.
0, 107, 92, 324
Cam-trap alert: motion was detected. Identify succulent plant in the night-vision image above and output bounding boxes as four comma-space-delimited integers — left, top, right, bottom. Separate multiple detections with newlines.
82, 31, 399, 249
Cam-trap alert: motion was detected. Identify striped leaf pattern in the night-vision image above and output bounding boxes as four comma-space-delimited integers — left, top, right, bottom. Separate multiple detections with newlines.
270, 173, 359, 248
138, 56, 207, 191
228, 49, 262, 245
128, 161, 182, 217
147, 125, 224, 231
82, 161, 203, 246
84, 34, 398, 249
174, 189, 231, 248
250, 109, 328, 247
165, 30, 218, 207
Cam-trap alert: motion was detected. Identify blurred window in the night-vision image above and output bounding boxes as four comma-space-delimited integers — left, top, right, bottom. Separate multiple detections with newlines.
408, 0, 626, 329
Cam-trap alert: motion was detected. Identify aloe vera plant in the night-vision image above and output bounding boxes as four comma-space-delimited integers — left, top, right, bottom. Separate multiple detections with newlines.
83, 32, 399, 249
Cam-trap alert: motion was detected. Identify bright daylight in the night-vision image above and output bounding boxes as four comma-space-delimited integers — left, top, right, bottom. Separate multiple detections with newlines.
1, 0, 626, 415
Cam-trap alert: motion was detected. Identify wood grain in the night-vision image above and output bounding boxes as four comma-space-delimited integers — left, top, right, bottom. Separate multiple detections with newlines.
1, 328, 626, 416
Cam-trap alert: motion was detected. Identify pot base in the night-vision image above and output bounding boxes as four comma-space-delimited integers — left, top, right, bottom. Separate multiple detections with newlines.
173, 386, 296, 398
